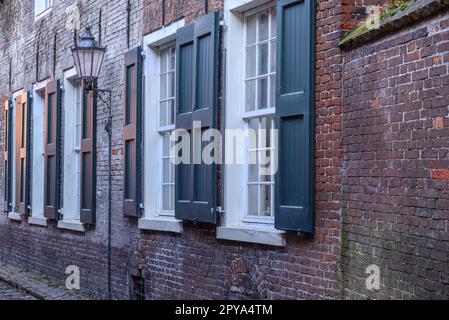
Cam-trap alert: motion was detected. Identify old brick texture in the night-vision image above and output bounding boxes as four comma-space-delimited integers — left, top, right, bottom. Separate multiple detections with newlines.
0, 0, 447, 300
341, 11, 449, 299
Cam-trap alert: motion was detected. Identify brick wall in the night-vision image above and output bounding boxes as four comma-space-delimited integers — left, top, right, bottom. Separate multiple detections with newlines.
130, 0, 347, 300
0, 0, 347, 299
341, 7, 449, 299
0, 0, 144, 299
3, 0, 447, 301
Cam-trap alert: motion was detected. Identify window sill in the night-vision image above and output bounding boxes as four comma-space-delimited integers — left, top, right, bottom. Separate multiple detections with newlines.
138, 217, 183, 233
34, 8, 52, 21
57, 219, 85, 233
8, 212, 23, 221
217, 225, 286, 247
28, 216, 48, 227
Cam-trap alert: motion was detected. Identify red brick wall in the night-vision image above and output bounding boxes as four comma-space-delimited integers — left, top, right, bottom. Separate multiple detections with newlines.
143, 0, 223, 35
341, 11, 449, 299
134, 0, 347, 299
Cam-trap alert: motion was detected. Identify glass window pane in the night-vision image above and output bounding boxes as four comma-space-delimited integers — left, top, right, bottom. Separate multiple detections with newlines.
163, 185, 170, 210
160, 101, 167, 127
260, 185, 271, 217
257, 77, 268, 109
246, 14, 257, 45
259, 12, 269, 41
168, 72, 175, 98
249, 118, 259, 145
246, 46, 256, 78
258, 43, 268, 76
160, 73, 167, 100
160, 49, 167, 73
168, 99, 175, 125
169, 47, 176, 70
269, 75, 275, 108
245, 80, 256, 112
260, 117, 272, 147
170, 162, 175, 183
270, 40, 276, 73
163, 158, 170, 183
248, 158, 258, 183
259, 149, 272, 179
247, 185, 258, 216
163, 133, 170, 156
169, 185, 175, 211
271, 8, 277, 38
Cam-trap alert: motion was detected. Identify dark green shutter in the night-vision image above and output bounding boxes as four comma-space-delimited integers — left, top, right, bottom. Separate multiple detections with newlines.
44, 81, 61, 220
123, 46, 143, 217
175, 11, 219, 223
274, 0, 315, 233
15, 91, 32, 215
3, 98, 12, 212
80, 81, 97, 224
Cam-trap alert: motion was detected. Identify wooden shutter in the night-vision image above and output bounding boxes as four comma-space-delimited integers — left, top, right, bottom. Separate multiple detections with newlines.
44, 81, 61, 220
15, 92, 31, 215
123, 46, 143, 217
3, 98, 12, 212
80, 81, 97, 224
274, 0, 315, 233
175, 11, 219, 223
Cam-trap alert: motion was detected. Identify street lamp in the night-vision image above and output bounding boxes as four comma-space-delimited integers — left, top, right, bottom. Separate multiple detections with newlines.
71, 27, 112, 300
71, 27, 105, 81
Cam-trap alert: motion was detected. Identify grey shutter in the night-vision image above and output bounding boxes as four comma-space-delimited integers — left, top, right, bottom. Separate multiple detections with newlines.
175, 11, 219, 223
274, 0, 315, 233
3, 98, 12, 212
123, 46, 143, 217
15, 92, 32, 215
44, 81, 61, 220
80, 81, 97, 224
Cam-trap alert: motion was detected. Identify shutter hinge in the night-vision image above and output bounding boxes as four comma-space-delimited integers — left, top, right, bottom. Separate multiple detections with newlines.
216, 206, 224, 215
139, 203, 144, 209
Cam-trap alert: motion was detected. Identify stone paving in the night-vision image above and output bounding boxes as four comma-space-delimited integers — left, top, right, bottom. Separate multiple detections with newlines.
0, 262, 87, 300
0, 280, 36, 300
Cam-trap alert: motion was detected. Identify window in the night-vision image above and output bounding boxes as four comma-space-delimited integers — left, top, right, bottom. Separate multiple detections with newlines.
35, 0, 53, 19
245, 116, 275, 223
244, 7, 276, 113
220, 0, 315, 244
29, 84, 47, 225
74, 83, 82, 213
60, 70, 84, 231
140, 19, 185, 233
159, 45, 176, 215
218, 0, 286, 247
244, 6, 277, 225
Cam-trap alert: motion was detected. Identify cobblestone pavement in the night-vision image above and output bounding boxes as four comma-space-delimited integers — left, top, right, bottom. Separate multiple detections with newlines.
0, 262, 87, 300
0, 280, 36, 300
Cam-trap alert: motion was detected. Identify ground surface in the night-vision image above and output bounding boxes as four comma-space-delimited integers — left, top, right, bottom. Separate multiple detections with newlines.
0, 279, 36, 300
0, 262, 86, 300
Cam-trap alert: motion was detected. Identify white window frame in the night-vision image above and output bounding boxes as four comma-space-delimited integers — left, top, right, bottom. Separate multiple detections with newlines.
28, 80, 48, 226
158, 44, 176, 216
139, 19, 185, 233
34, 0, 53, 20
58, 68, 85, 233
217, 0, 285, 247
7, 90, 23, 221
242, 5, 277, 224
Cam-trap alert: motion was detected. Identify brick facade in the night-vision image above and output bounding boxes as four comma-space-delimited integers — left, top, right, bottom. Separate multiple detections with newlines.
0, 0, 447, 300
341, 7, 449, 299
